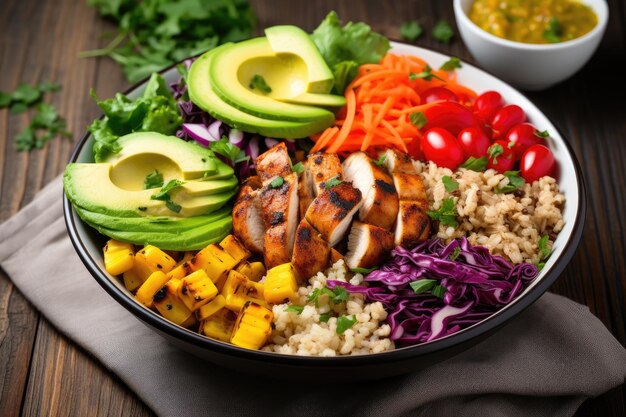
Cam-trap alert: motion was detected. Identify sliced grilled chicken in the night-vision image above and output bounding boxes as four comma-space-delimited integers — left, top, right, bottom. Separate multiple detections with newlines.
259, 172, 299, 268
391, 172, 428, 201
305, 152, 343, 196
298, 178, 314, 220
345, 222, 394, 269
380, 148, 416, 174
291, 218, 331, 281
395, 200, 431, 248
255, 142, 292, 185
232, 178, 265, 254
305, 182, 363, 247
342, 152, 399, 230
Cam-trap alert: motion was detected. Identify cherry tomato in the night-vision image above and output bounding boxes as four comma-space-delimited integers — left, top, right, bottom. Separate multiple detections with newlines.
423, 102, 481, 136
520, 144, 555, 183
491, 104, 526, 139
506, 123, 542, 160
486, 140, 515, 173
407, 137, 424, 161
421, 128, 465, 170
421, 87, 458, 104
456, 92, 476, 108
473, 91, 504, 122
458, 127, 490, 158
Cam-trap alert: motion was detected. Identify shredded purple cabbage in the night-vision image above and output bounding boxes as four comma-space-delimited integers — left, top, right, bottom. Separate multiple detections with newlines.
327, 238, 538, 346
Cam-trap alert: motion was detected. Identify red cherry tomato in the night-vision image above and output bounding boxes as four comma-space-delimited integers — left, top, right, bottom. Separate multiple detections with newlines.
506, 123, 542, 160
421, 87, 458, 104
421, 128, 465, 170
491, 105, 527, 139
458, 127, 490, 158
486, 140, 515, 173
407, 137, 424, 161
473, 91, 504, 122
456, 92, 476, 108
520, 144, 555, 183
423, 102, 481, 136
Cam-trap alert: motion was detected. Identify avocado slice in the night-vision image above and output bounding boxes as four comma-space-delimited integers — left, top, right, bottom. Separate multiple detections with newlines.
209, 37, 338, 122
188, 48, 334, 139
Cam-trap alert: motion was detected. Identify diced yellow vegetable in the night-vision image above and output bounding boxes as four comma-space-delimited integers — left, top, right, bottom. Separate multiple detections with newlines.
230, 302, 273, 350
264, 263, 298, 304
175, 251, 195, 267
135, 271, 170, 307
219, 234, 251, 264
201, 308, 237, 342
221, 270, 266, 313
235, 261, 266, 282
196, 295, 227, 321
153, 281, 194, 327
189, 244, 238, 289
166, 261, 193, 281
103, 240, 135, 276
133, 245, 177, 281
123, 268, 143, 292
177, 269, 218, 311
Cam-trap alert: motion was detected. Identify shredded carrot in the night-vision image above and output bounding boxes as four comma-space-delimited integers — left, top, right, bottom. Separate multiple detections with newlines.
310, 53, 478, 155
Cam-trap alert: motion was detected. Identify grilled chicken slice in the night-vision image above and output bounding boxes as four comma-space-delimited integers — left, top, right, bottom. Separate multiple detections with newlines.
232, 179, 265, 254
345, 222, 394, 269
395, 200, 431, 248
305, 152, 343, 196
380, 148, 416, 174
291, 218, 331, 281
255, 142, 292, 185
305, 182, 363, 247
259, 172, 299, 268
391, 172, 428, 201
342, 152, 399, 230
298, 179, 314, 220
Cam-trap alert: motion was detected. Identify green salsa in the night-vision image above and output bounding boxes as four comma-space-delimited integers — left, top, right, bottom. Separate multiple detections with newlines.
468, 0, 598, 44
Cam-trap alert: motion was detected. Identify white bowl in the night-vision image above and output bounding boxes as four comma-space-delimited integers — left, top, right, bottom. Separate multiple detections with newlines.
454, 0, 608, 91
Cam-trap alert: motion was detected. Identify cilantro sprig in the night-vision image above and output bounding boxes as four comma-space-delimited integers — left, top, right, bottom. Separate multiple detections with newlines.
460, 156, 488, 172
432, 20, 454, 43
495, 171, 525, 194
427, 197, 459, 228
150, 179, 184, 213
410, 112, 428, 129
400, 21, 423, 41
409, 65, 444, 82
442, 175, 459, 193
440, 57, 462, 71
336, 315, 357, 334
144, 170, 164, 189
249, 74, 272, 94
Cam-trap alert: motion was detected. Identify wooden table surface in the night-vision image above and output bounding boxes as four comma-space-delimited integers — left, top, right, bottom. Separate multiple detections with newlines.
1, 0, 624, 416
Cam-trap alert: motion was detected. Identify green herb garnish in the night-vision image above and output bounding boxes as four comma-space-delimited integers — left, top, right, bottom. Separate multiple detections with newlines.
442, 175, 459, 193
409, 65, 444, 82
400, 20, 423, 41
432, 20, 454, 43
543, 17, 562, 43
319, 312, 332, 323
409, 279, 437, 294
144, 170, 164, 189
432, 285, 447, 299
151, 179, 184, 213
269, 176, 285, 189
495, 170, 525, 194
538, 235, 551, 260
449, 247, 461, 261
324, 175, 343, 189
284, 305, 304, 314
535, 129, 550, 138
487, 143, 504, 164
427, 197, 458, 228
165, 200, 182, 213
460, 156, 488, 172
209, 136, 248, 164
292, 162, 304, 174
249, 74, 272, 94
373, 154, 387, 166
440, 57, 462, 71
336, 315, 357, 334
350, 266, 378, 274
409, 111, 428, 128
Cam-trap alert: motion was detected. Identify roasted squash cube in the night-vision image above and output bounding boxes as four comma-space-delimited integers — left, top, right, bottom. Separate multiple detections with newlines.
103, 240, 134, 276
133, 245, 177, 281
221, 270, 266, 313
219, 234, 251, 264
153, 281, 194, 327
264, 263, 298, 304
230, 302, 273, 350
189, 244, 238, 289
196, 295, 227, 321
201, 308, 237, 342
123, 268, 143, 292
178, 269, 218, 311
235, 261, 266, 282
135, 271, 170, 307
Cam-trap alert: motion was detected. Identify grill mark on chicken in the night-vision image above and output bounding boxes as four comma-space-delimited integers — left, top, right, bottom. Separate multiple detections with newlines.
375, 179, 396, 195
270, 212, 284, 225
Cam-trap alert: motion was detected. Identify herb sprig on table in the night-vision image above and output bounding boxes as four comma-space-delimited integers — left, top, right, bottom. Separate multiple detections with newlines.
83, 0, 256, 83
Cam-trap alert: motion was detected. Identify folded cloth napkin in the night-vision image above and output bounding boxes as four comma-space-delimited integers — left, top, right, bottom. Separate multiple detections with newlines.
1, 177, 625, 417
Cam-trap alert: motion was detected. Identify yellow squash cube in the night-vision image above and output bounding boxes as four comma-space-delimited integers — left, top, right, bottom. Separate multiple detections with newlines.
201, 308, 237, 342
103, 240, 135, 276
230, 302, 274, 350
123, 268, 143, 292
221, 270, 266, 313
189, 244, 238, 289
196, 295, 227, 321
153, 280, 194, 327
219, 234, 251, 264
177, 270, 218, 311
264, 263, 298, 304
133, 245, 177, 281
235, 261, 266, 282
135, 271, 170, 307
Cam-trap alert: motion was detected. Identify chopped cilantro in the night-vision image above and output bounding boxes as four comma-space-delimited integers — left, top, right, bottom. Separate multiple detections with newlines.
336, 315, 357, 334
249, 74, 272, 94
449, 247, 461, 261
460, 156, 488, 172
209, 136, 248, 164
487, 143, 504, 164
495, 170, 525, 194
269, 176, 285, 189
432, 20, 454, 43
442, 175, 459, 193
373, 154, 387, 166
409, 65, 444, 82
307, 286, 348, 306
440, 57, 462, 71
350, 266, 378, 274
400, 20, 423, 41
538, 235, 551, 260
432, 284, 447, 299
151, 179, 184, 213
319, 312, 332, 323
144, 170, 164, 189
543, 17, 562, 43
165, 200, 182, 213
409, 111, 428, 128
427, 197, 458, 228
535, 129, 550, 138
292, 162, 304, 174
324, 175, 343, 189
284, 305, 304, 314
409, 279, 437, 294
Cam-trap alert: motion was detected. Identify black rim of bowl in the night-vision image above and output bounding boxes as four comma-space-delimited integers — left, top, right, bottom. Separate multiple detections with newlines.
63, 49, 587, 368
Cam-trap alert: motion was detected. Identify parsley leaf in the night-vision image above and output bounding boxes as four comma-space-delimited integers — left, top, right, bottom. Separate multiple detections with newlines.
291, 162, 304, 174
442, 175, 459, 192
269, 176, 285, 189
410, 111, 428, 128
535, 129, 550, 138
427, 197, 458, 227
487, 143, 504, 164
284, 305, 304, 314
495, 170, 525, 194
543, 17, 562, 43
432, 20, 454, 43
449, 247, 461, 261
209, 136, 247, 164
400, 20, 423, 41
538, 235, 552, 260
144, 170, 164, 189
409, 279, 437, 294
440, 57, 462, 71
409, 65, 444, 82
151, 179, 184, 201
336, 315, 357, 334
319, 312, 332, 323
249, 74, 272, 94
324, 175, 343, 190
460, 156, 488, 171
329, 286, 349, 304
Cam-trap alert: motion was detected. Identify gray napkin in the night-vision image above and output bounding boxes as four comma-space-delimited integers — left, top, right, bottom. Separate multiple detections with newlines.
1, 177, 625, 417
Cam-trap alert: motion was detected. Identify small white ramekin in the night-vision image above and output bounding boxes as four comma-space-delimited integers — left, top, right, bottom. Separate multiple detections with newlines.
454, 0, 609, 91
